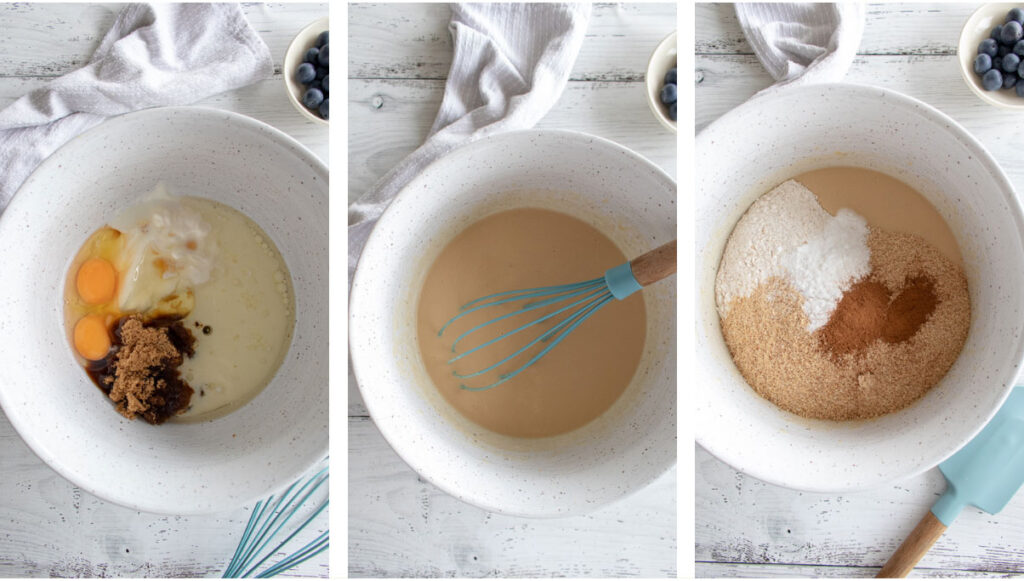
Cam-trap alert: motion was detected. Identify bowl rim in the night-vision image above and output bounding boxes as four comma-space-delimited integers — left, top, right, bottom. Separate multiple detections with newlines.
645, 29, 678, 133
349, 128, 678, 516
957, 3, 1024, 109
0, 105, 329, 514
695, 81, 1024, 492
284, 15, 330, 125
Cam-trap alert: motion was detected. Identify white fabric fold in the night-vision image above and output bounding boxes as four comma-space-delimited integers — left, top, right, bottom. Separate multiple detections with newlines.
0, 3, 274, 210
348, 2, 591, 280
736, 3, 865, 92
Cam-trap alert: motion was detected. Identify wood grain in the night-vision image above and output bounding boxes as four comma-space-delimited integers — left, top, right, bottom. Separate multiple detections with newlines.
877, 511, 948, 578
0, 3, 329, 577
631, 240, 677, 287
348, 417, 677, 578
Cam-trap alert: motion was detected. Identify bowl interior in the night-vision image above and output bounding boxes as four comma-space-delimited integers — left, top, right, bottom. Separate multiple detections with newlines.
350, 130, 676, 516
283, 16, 329, 125
0, 107, 328, 513
696, 84, 1024, 492
957, 3, 1024, 109
646, 30, 678, 133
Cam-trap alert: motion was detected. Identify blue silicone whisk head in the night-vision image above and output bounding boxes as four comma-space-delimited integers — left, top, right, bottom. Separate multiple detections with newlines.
438, 258, 654, 392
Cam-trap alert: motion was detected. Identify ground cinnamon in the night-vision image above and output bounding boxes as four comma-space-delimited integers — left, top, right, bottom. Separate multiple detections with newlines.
818, 275, 937, 356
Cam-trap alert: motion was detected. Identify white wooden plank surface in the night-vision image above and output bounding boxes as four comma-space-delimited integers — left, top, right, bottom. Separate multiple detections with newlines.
348, 3, 677, 577
0, 3, 329, 577
697, 3, 1024, 578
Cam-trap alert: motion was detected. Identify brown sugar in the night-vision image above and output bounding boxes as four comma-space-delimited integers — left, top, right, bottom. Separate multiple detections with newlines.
99, 316, 196, 424
720, 229, 970, 421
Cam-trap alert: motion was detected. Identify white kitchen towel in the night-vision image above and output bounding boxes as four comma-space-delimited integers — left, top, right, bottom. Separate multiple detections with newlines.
736, 3, 865, 91
0, 3, 273, 210
348, 2, 591, 280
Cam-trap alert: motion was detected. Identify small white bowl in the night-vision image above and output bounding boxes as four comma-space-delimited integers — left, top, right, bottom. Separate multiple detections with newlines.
0, 107, 328, 514
958, 3, 1024, 109
284, 16, 329, 124
645, 30, 677, 133
350, 130, 676, 517
696, 83, 1024, 492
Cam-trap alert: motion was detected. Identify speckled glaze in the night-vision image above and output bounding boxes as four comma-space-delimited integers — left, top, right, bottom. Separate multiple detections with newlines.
696, 83, 1024, 492
283, 16, 329, 125
0, 107, 328, 514
957, 4, 1024, 110
350, 130, 676, 517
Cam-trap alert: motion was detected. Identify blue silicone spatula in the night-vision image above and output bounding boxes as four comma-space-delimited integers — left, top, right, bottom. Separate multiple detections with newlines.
877, 386, 1024, 578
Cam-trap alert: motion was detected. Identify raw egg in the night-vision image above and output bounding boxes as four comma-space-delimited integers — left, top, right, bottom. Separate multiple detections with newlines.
76, 258, 117, 304
73, 314, 111, 361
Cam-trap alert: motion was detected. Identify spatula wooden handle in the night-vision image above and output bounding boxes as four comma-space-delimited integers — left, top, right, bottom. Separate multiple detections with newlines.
630, 240, 676, 287
876, 511, 948, 578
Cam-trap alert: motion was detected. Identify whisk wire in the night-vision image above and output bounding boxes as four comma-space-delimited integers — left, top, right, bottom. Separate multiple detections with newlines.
440, 277, 604, 338
456, 291, 615, 391
448, 286, 607, 359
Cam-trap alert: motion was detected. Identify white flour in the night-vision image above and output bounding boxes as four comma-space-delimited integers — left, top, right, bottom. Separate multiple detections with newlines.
715, 179, 870, 331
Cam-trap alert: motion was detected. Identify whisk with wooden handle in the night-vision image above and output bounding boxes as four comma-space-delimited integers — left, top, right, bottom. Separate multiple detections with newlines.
439, 239, 676, 391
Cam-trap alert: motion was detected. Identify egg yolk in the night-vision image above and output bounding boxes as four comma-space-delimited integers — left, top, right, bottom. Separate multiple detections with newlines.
73, 315, 111, 361
76, 258, 117, 304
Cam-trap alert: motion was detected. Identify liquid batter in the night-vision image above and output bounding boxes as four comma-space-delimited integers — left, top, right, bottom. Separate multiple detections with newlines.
796, 167, 962, 266
417, 208, 646, 438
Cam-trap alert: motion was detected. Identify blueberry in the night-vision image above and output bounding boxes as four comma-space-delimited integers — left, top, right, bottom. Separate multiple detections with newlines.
316, 30, 329, 48
983, 68, 1004, 90
1005, 73, 1018, 89
307, 79, 321, 92
1004, 52, 1021, 72
1017, 60, 1024, 77
317, 44, 329, 67
319, 98, 329, 120
669, 102, 676, 121
980, 38, 999, 57
322, 74, 329, 94
1008, 7, 1024, 23
302, 87, 324, 109
1017, 81, 1024, 97
664, 67, 677, 85
295, 62, 316, 84
993, 24, 1004, 40
315, 65, 327, 80
975, 53, 993, 74
995, 56, 1003, 71
999, 43, 1012, 57
1014, 40, 1024, 56
660, 83, 677, 105
1002, 21, 1023, 44
304, 47, 320, 64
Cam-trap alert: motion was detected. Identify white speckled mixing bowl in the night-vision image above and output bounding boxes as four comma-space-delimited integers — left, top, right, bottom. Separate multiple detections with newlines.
350, 130, 676, 517
696, 83, 1024, 492
0, 107, 328, 514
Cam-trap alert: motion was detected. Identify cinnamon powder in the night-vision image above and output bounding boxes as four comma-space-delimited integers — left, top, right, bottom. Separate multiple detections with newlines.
721, 229, 970, 421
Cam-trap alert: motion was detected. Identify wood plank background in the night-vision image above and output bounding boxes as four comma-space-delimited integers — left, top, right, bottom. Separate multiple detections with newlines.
0, 3, 329, 577
348, 3, 677, 577
697, 3, 1024, 578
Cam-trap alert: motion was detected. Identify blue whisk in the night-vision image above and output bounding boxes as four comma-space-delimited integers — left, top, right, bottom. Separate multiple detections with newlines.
223, 458, 329, 578
440, 240, 675, 391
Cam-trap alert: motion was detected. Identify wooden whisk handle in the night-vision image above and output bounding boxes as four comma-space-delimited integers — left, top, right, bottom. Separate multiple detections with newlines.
876, 511, 947, 578
630, 240, 676, 287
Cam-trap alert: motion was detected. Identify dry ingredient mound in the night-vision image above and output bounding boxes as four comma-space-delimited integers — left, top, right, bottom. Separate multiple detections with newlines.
717, 180, 970, 421
94, 316, 196, 424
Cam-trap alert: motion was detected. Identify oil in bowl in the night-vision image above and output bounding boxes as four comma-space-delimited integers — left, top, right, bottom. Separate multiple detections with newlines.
63, 184, 295, 424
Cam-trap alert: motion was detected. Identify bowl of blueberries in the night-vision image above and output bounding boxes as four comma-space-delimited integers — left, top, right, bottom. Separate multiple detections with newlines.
959, 4, 1024, 108
646, 30, 677, 133
284, 16, 329, 124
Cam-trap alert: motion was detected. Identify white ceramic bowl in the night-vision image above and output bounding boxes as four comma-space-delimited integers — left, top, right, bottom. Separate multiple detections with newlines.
284, 16, 329, 124
696, 83, 1024, 492
957, 3, 1024, 109
350, 130, 676, 517
646, 30, 678, 133
0, 107, 328, 514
